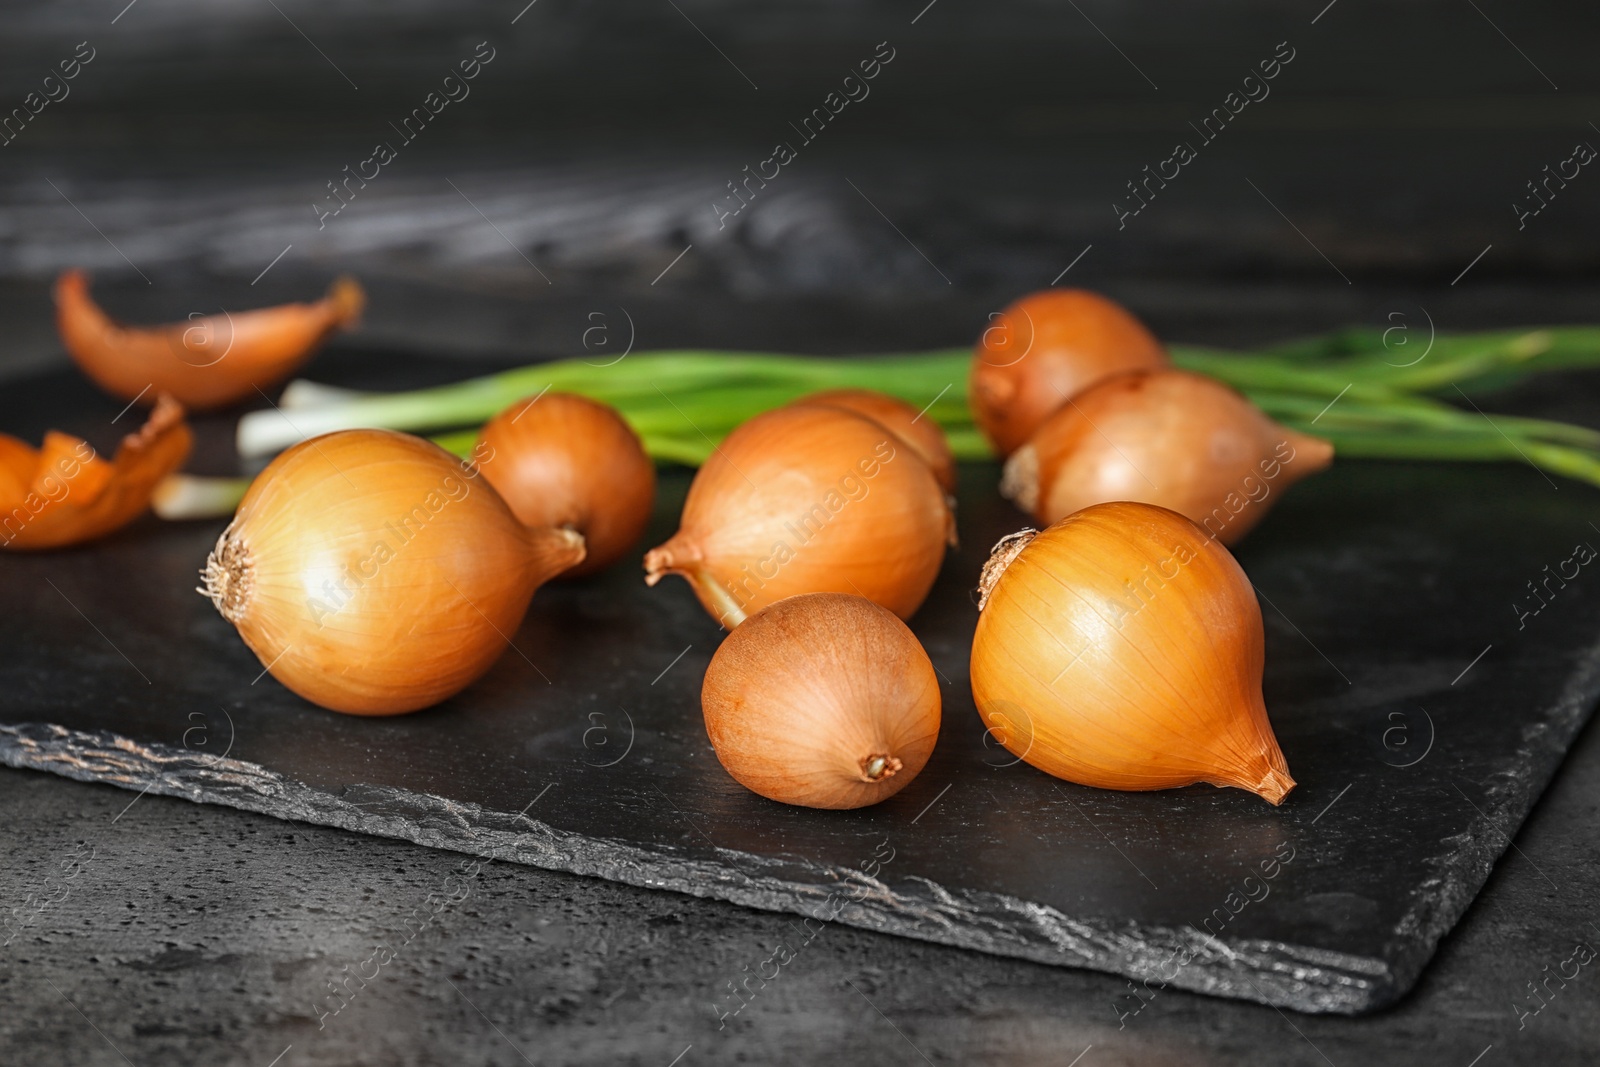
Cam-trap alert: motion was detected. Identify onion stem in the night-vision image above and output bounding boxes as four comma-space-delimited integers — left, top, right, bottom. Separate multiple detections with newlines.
181, 325, 1600, 524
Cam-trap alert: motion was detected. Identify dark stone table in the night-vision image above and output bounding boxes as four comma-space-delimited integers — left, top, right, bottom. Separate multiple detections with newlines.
2, 710, 1596, 1067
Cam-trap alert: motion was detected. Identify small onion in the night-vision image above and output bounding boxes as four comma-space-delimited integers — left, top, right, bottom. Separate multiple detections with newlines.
971, 502, 1295, 804
1002, 369, 1332, 544
789, 388, 958, 494
970, 288, 1168, 457
474, 392, 655, 576
702, 592, 941, 808
201, 429, 585, 715
644, 405, 951, 627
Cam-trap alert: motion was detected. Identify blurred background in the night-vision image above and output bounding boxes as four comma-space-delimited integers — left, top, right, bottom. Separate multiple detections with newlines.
0, 0, 1595, 377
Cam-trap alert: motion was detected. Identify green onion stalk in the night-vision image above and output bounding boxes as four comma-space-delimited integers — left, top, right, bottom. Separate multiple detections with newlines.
151, 327, 1600, 520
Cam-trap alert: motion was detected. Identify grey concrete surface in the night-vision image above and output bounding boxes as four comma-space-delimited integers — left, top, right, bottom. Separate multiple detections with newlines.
2, 711, 1596, 1066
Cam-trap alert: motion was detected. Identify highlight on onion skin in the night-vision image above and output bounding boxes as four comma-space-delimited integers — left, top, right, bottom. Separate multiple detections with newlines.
200, 429, 585, 716
0, 393, 191, 551
643, 405, 952, 628
1001, 369, 1334, 545
970, 288, 1169, 457
474, 392, 655, 577
971, 502, 1295, 805
789, 388, 958, 495
55, 270, 365, 411
702, 592, 941, 809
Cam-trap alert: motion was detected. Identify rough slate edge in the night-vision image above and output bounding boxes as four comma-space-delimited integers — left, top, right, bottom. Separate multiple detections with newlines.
8, 612, 1597, 1021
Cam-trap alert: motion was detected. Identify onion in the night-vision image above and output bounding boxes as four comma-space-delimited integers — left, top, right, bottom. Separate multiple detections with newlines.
789, 388, 957, 494
702, 592, 941, 808
971, 502, 1294, 804
1002, 369, 1333, 544
970, 289, 1168, 457
643, 405, 951, 627
474, 392, 655, 576
200, 429, 585, 715
55, 270, 364, 411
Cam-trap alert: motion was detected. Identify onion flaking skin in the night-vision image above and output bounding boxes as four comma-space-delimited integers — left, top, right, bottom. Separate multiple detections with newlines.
0, 393, 191, 550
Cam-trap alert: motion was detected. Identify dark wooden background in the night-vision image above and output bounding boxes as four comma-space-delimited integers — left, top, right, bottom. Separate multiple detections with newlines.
1, 0, 1596, 376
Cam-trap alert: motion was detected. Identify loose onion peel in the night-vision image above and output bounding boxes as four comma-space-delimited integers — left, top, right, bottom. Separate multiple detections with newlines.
0, 393, 191, 550
56, 270, 364, 411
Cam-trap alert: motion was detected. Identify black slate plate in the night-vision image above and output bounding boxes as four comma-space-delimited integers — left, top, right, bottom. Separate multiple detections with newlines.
3, 353, 1597, 1015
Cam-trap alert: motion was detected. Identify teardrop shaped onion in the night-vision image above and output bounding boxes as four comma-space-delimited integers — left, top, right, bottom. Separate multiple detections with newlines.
703, 592, 941, 809
970, 502, 1295, 804
201, 429, 585, 715
790, 388, 958, 494
1002, 369, 1332, 545
970, 288, 1168, 457
475, 392, 655, 576
644, 405, 951, 627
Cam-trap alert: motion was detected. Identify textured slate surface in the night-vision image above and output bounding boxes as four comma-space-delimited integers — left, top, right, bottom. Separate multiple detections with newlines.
3, 352, 1598, 1015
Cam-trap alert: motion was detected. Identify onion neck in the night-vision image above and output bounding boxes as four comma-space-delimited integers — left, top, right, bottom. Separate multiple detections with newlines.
976, 528, 1037, 611
1282, 428, 1336, 479
1246, 765, 1297, 806
522, 525, 588, 583
644, 538, 747, 628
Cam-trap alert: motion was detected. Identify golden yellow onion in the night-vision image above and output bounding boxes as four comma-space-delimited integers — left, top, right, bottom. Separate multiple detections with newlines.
702, 592, 941, 809
971, 501, 1294, 804
644, 405, 951, 627
1002, 369, 1332, 545
789, 388, 958, 494
970, 288, 1169, 457
201, 429, 584, 715
475, 392, 655, 576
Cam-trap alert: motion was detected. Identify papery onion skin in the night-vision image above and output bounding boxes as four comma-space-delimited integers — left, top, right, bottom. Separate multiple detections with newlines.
475, 392, 655, 577
201, 429, 584, 715
643, 405, 951, 627
970, 289, 1169, 457
790, 388, 958, 494
1002, 369, 1333, 545
703, 592, 941, 809
0, 393, 191, 550
971, 502, 1295, 804
56, 271, 364, 410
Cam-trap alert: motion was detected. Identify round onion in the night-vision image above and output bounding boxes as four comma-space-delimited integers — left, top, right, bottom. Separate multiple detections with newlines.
475, 392, 655, 576
644, 405, 951, 627
970, 288, 1168, 457
703, 592, 941, 809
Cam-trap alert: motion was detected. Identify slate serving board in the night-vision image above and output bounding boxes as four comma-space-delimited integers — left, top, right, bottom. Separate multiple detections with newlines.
3, 353, 1597, 1016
